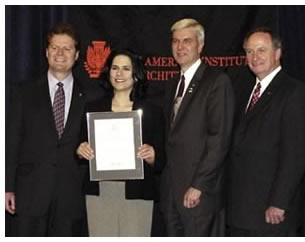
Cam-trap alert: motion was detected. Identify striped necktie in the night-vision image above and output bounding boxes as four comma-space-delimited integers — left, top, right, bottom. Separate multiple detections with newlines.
53, 82, 65, 138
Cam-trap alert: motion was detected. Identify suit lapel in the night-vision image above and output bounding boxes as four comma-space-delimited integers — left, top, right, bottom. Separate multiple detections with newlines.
37, 76, 59, 139
171, 63, 207, 128
244, 70, 283, 123
166, 76, 180, 128
62, 79, 85, 138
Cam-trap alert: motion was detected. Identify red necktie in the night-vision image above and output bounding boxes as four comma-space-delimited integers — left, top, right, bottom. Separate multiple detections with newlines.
53, 82, 65, 139
247, 82, 261, 112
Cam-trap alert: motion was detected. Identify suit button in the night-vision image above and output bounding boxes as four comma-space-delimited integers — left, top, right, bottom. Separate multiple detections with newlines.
57, 143, 61, 148
52, 163, 57, 167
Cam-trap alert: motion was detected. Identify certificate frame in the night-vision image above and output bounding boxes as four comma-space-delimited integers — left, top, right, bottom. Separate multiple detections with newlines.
86, 110, 143, 181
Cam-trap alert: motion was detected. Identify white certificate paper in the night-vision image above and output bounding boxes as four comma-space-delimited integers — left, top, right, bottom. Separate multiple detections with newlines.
87, 110, 143, 181
94, 118, 135, 171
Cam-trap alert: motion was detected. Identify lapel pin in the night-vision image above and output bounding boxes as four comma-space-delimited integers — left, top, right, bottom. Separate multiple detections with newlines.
188, 84, 195, 93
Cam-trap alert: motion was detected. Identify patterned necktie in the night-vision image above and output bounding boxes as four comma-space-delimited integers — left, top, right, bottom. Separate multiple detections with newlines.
53, 82, 65, 139
247, 82, 261, 112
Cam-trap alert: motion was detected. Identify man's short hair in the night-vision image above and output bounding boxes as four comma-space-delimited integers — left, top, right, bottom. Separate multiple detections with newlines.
171, 18, 205, 45
243, 27, 282, 50
46, 23, 80, 51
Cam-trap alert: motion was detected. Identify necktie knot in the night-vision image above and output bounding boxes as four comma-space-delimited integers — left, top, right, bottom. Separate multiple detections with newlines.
57, 82, 64, 88
256, 82, 261, 90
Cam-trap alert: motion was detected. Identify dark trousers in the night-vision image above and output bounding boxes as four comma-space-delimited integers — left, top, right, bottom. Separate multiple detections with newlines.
151, 201, 167, 236
11, 200, 88, 237
163, 193, 225, 236
229, 226, 298, 237
5, 212, 14, 236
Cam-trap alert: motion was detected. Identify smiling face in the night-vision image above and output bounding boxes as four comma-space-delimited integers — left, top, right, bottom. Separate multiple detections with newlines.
110, 55, 134, 93
244, 32, 281, 80
171, 27, 203, 72
46, 34, 79, 79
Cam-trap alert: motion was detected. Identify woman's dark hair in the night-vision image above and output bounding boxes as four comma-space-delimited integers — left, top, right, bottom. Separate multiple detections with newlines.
100, 49, 147, 101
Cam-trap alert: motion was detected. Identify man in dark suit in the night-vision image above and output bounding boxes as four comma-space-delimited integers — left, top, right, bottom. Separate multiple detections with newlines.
160, 18, 235, 236
227, 27, 305, 236
5, 23, 101, 236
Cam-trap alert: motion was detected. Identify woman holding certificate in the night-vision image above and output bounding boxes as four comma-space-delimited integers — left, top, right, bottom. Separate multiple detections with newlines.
77, 49, 165, 236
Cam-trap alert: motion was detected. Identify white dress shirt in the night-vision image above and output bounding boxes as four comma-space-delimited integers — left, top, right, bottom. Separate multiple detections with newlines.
246, 66, 282, 111
175, 58, 202, 99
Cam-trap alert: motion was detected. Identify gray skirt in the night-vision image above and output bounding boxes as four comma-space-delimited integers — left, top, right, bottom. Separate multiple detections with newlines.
86, 181, 153, 237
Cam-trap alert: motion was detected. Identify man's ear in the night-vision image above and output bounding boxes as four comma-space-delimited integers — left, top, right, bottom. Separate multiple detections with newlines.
75, 51, 79, 61
198, 42, 204, 54
275, 48, 281, 61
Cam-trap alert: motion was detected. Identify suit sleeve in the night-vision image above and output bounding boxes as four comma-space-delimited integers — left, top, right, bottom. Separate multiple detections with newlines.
151, 105, 166, 173
269, 84, 305, 209
79, 105, 89, 143
5, 84, 23, 192
192, 73, 235, 193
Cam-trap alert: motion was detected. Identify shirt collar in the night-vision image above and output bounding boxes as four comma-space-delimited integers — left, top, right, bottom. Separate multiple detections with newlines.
182, 58, 202, 82
256, 66, 282, 94
48, 70, 73, 88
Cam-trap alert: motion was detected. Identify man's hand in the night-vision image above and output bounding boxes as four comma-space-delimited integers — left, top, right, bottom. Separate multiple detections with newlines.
5, 192, 16, 214
265, 206, 285, 224
183, 187, 201, 208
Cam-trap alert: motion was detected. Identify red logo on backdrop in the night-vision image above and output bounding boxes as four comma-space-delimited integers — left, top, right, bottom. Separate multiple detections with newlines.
84, 41, 111, 78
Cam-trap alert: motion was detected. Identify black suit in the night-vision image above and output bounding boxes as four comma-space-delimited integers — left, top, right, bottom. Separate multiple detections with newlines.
161, 62, 235, 236
5, 75, 102, 236
227, 70, 305, 235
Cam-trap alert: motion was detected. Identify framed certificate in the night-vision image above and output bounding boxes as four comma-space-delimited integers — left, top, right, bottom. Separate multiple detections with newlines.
86, 110, 143, 181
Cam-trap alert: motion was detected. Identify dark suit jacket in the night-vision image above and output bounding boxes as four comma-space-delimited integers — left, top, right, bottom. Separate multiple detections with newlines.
83, 95, 165, 201
5, 74, 102, 219
161, 62, 235, 216
227, 70, 305, 231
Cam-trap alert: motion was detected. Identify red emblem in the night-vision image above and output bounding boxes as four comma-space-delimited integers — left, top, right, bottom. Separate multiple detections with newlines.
84, 41, 111, 78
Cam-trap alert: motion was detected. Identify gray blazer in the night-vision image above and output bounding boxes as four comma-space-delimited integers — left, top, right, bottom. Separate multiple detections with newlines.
161, 62, 235, 217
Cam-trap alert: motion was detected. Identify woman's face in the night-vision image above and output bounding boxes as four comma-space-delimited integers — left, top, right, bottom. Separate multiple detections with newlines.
110, 55, 134, 92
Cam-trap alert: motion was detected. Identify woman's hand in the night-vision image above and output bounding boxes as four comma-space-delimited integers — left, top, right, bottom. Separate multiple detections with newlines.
137, 144, 155, 165
76, 142, 94, 160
